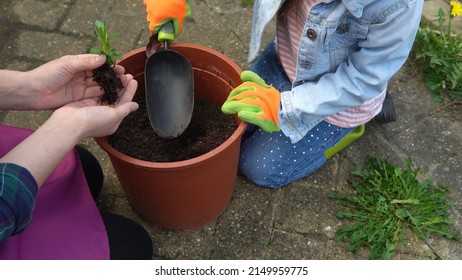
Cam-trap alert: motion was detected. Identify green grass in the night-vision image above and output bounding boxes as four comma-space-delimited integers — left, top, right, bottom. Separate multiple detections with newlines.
240, 0, 254, 7
332, 156, 460, 259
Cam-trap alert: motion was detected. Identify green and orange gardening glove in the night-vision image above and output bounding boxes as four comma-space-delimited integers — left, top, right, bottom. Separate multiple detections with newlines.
221, 71, 281, 132
143, 0, 191, 40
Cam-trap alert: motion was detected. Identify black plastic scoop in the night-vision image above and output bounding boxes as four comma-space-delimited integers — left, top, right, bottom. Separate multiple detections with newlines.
145, 22, 194, 138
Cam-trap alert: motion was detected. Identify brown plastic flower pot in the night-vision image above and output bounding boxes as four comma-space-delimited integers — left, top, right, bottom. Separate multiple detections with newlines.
95, 44, 246, 230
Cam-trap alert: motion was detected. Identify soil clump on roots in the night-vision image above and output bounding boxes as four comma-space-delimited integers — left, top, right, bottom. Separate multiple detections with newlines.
93, 63, 124, 104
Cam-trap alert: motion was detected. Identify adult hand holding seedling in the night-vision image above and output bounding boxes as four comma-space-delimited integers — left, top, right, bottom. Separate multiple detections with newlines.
49, 75, 139, 139
0, 54, 138, 187
0, 54, 130, 110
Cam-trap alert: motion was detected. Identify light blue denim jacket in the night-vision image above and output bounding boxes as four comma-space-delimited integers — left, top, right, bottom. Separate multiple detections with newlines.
249, 0, 424, 143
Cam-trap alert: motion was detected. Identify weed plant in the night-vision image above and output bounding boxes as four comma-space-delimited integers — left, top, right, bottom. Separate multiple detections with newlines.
413, 1, 462, 102
333, 156, 459, 259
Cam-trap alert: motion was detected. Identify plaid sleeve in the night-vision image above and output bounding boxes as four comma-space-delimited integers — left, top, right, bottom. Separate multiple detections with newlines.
0, 163, 38, 243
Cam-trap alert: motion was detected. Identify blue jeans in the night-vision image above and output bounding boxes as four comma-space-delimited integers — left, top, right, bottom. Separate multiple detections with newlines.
240, 42, 354, 188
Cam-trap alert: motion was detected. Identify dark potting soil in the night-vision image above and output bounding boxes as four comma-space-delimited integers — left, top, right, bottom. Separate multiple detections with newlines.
93, 63, 124, 105
110, 95, 237, 162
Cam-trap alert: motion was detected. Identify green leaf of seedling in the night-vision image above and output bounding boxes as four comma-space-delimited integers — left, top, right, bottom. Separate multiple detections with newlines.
108, 31, 120, 42
95, 20, 105, 29
89, 47, 102, 54
91, 19, 121, 66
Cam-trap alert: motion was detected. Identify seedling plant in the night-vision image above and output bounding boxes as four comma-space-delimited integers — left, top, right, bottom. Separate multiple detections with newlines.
90, 20, 124, 104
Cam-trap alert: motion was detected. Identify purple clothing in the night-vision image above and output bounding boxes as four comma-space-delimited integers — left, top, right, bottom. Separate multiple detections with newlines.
0, 125, 109, 259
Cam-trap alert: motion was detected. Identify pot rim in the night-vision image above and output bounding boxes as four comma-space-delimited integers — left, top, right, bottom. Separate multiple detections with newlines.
95, 44, 247, 170
95, 120, 246, 170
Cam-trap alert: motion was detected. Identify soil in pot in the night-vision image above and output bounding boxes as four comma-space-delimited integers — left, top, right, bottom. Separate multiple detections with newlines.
110, 94, 237, 162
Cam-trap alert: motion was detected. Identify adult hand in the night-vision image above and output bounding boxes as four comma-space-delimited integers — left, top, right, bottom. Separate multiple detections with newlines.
48, 74, 139, 140
0, 71, 138, 187
143, 0, 191, 39
22, 54, 130, 110
222, 71, 281, 132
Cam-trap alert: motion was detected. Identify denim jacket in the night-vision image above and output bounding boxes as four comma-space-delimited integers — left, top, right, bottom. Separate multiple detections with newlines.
250, 0, 424, 143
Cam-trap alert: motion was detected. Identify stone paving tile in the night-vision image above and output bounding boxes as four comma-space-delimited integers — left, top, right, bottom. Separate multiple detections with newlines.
268, 230, 358, 260
3, 0, 71, 29
13, 31, 92, 60
211, 180, 276, 260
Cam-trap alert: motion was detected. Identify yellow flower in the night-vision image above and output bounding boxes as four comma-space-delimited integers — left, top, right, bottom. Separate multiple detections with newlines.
450, 1, 462, 16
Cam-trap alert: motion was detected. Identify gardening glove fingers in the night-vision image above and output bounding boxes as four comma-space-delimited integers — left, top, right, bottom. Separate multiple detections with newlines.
222, 70, 280, 132
143, 0, 191, 40
240, 70, 271, 88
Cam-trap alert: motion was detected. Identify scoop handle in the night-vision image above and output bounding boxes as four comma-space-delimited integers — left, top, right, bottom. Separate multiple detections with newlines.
158, 21, 175, 43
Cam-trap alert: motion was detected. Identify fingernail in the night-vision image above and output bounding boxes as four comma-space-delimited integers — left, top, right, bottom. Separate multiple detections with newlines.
95, 55, 106, 62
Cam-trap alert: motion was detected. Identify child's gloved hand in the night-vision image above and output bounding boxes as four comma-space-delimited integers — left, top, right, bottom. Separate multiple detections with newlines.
143, 0, 191, 39
221, 71, 280, 132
